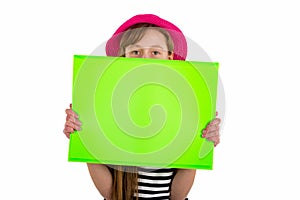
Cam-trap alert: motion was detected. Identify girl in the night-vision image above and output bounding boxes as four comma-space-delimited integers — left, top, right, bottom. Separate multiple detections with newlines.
64, 14, 221, 200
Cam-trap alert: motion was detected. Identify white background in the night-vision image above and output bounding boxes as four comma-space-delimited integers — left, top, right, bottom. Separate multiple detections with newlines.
1, 0, 299, 199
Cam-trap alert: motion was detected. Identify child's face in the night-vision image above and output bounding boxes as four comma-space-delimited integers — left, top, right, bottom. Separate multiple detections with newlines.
124, 29, 174, 60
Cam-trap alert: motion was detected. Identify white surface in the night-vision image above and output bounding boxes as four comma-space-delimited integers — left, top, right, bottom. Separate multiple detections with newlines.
1, 0, 299, 199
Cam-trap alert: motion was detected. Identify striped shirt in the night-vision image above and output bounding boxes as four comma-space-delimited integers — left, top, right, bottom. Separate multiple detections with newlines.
135, 167, 175, 200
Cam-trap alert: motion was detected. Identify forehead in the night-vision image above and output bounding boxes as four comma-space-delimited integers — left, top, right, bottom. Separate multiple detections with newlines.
128, 28, 168, 49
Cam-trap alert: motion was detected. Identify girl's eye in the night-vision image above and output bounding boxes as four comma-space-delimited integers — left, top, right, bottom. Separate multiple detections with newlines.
152, 51, 161, 55
131, 50, 140, 55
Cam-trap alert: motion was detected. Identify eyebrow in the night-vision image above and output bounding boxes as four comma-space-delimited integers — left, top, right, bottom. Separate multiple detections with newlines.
126, 45, 166, 49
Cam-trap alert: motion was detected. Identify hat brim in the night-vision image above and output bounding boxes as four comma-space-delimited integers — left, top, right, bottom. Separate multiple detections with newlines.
105, 14, 187, 60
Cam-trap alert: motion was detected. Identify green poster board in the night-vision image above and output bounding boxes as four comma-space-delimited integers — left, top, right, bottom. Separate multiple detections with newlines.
68, 55, 219, 170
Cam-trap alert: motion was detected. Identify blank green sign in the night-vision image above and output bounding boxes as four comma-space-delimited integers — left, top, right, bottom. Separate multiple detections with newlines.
68, 55, 219, 170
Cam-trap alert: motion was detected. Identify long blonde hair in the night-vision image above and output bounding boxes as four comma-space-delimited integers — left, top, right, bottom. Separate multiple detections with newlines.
110, 165, 138, 200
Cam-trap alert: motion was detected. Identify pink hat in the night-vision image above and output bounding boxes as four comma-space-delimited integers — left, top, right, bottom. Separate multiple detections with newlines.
105, 14, 187, 60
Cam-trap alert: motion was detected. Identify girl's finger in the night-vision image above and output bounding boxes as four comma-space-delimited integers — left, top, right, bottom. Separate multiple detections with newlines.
65, 121, 78, 130
63, 126, 74, 134
203, 130, 219, 138
66, 115, 82, 126
63, 127, 74, 138
65, 109, 79, 118
205, 124, 219, 132
210, 118, 221, 126
206, 135, 220, 145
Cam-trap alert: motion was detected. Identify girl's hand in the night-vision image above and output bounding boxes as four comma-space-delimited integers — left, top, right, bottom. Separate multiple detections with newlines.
63, 104, 82, 139
202, 112, 221, 147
